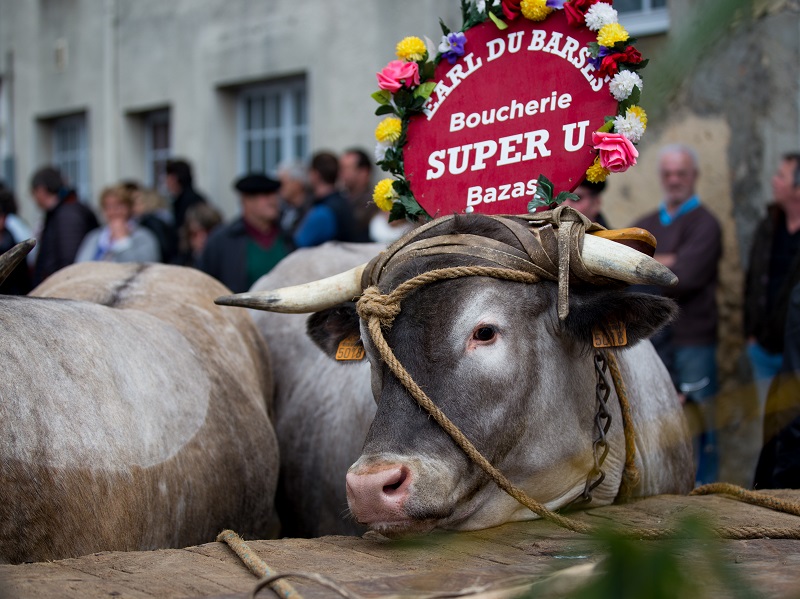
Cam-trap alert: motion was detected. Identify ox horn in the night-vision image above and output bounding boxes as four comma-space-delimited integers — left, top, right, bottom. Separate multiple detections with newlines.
0, 239, 36, 288
215, 263, 367, 313
215, 234, 676, 314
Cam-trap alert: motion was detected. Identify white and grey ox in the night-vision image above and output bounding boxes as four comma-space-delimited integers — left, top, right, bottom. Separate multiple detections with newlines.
220, 214, 693, 537
0, 242, 279, 563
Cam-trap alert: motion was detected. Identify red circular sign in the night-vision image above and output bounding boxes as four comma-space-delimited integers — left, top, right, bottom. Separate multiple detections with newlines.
404, 11, 617, 217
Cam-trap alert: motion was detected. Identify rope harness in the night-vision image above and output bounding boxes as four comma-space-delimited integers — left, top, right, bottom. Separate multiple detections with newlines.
353, 208, 800, 540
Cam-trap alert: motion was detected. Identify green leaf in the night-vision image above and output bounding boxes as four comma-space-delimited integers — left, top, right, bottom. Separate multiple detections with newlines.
624, 58, 649, 72
598, 119, 615, 133
528, 174, 554, 211
439, 18, 451, 36
375, 104, 397, 116
414, 81, 437, 100
488, 11, 508, 30
394, 88, 413, 109
420, 61, 436, 81
587, 42, 600, 58
371, 90, 392, 105
554, 191, 580, 205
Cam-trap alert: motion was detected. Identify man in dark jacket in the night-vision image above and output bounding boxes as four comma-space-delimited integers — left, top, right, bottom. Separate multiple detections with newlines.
633, 144, 722, 485
199, 173, 291, 293
744, 152, 800, 423
30, 166, 98, 286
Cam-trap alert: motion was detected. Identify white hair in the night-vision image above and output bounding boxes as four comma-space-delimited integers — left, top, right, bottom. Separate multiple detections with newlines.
659, 143, 700, 170
276, 160, 308, 184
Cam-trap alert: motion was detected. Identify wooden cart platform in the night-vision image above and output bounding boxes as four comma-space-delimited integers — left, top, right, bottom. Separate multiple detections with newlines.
3, 491, 800, 598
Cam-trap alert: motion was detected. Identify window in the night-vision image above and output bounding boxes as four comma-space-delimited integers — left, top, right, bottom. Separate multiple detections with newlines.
144, 109, 171, 194
51, 114, 90, 202
238, 78, 307, 176
617, 0, 669, 37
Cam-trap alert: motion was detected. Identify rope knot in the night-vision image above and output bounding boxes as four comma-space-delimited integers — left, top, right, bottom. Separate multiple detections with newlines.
356, 286, 401, 327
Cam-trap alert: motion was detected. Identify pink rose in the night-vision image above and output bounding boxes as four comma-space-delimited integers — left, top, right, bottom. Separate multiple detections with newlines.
376, 60, 420, 93
592, 132, 639, 172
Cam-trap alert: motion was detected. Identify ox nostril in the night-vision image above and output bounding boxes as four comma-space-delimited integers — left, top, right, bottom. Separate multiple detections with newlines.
382, 466, 409, 495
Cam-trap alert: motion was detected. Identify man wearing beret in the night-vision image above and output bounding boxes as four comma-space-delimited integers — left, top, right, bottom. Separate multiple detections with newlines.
199, 173, 292, 293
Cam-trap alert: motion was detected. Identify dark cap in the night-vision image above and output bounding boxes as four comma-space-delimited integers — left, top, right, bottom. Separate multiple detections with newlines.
234, 173, 281, 195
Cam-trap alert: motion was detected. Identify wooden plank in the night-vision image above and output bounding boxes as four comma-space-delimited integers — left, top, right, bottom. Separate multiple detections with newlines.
1, 492, 799, 598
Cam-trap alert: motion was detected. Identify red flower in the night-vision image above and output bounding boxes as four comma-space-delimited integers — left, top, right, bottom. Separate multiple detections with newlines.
563, 0, 601, 27
597, 46, 644, 78
501, 0, 522, 20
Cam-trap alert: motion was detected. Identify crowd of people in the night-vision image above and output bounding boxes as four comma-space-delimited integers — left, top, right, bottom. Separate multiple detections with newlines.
0, 148, 412, 297
2, 143, 800, 489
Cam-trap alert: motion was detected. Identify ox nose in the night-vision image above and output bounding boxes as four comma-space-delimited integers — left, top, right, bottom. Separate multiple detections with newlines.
346, 464, 412, 524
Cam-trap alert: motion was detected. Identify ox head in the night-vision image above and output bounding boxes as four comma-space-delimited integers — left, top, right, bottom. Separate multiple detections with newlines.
216, 212, 678, 536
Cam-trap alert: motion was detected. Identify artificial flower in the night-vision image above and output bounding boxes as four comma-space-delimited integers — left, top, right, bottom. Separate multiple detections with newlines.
609, 70, 643, 101
597, 22, 629, 47
563, 0, 600, 27
373, 178, 397, 212
375, 117, 403, 144
501, 0, 523, 20
546, 0, 568, 8
584, 2, 618, 31
377, 60, 421, 93
585, 158, 610, 183
613, 111, 646, 143
439, 32, 467, 64
396, 36, 427, 62
627, 105, 648, 127
595, 45, 643, 78
592, 132, 639, 172
475, 0, 487, 12
520, 0, 553, 20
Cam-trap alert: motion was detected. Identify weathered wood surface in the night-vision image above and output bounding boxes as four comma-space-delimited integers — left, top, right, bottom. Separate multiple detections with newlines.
2, 491, 800, 599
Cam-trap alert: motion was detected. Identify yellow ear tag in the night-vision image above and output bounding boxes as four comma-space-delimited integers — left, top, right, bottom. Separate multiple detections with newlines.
336, 336, 366, 361
592, 321, 628, 348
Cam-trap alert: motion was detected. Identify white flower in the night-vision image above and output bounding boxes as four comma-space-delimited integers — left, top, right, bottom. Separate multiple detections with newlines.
609, 70, 643, 101
375, 142, 391, 163
614, 111, 646, 143
585, 3, 618, 31
475, 0, 487, 13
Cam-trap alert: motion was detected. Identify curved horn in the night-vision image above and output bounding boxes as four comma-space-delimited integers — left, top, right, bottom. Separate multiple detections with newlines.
215, 263, 366, 313
0, 239, 36, 288
216, 232, 676, 314
583, 233, 677, 287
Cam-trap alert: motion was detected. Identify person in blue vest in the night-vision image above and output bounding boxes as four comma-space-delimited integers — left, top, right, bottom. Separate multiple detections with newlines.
199, 173, 291, 293
293, 151, 359, 247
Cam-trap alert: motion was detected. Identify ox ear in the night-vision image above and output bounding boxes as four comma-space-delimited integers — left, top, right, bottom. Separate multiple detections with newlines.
306, 303, 363, 362
563, 290, 678, 348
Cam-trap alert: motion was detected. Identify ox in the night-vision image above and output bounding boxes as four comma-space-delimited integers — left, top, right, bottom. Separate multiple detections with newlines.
220, 213, 693, 536
249, 243, 382, 537
0, 243, 279, 563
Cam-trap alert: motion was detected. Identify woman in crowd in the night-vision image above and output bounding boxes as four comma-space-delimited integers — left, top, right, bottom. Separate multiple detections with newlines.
76, 185, 160, 264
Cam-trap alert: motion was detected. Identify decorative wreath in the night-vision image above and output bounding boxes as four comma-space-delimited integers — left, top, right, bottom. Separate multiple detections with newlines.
371, 0, 648, 222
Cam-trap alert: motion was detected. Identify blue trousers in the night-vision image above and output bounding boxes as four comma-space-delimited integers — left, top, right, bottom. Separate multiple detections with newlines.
675, 345, 718, 486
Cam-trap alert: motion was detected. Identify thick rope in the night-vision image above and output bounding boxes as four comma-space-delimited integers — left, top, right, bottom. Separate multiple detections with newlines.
217, 530, 303, 599
356, 268, 800, 540
606, 352, 640, 502
690, 482, 800, 516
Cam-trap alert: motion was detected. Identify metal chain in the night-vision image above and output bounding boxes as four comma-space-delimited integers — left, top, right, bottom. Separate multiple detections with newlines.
569, 352, 613, 507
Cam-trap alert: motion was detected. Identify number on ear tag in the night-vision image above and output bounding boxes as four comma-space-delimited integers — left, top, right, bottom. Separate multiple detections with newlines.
592, 321, 628, 348
336, 336, 366, 361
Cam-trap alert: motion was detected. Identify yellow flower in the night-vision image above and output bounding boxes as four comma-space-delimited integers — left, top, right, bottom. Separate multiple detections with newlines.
597, 23, 629, 47
628, 106, 648, 129
373, 179, 397, 212
375, 117, 403, 144
396, 36, 427, 62
520, 0, 553, 21
586, 158, 610, 183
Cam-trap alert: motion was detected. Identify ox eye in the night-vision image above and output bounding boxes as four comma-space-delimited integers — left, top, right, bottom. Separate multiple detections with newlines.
473, 325, 497, 342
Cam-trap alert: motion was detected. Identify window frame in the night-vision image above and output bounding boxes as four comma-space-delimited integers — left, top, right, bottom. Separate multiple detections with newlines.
51, 113, 90, 203
143, 109, 171, 194
237, 77, 308, 177
617, 0, 670, 37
